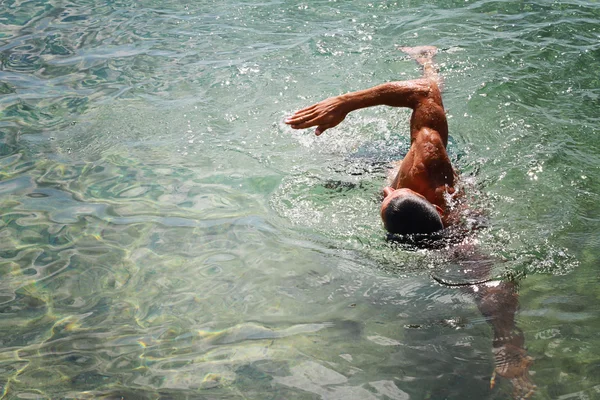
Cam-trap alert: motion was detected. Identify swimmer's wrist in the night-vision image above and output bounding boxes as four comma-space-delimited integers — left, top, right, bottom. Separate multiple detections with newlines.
334, 93, 359, 114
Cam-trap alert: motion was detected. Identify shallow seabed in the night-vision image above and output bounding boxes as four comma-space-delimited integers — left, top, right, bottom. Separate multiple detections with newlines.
0, 0, 599, 398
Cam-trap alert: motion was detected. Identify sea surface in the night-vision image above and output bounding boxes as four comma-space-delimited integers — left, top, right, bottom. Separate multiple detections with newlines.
0, 0, 599, 398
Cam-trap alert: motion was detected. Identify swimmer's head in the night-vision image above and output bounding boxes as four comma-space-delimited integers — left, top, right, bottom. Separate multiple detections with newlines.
381, 187, 444, 235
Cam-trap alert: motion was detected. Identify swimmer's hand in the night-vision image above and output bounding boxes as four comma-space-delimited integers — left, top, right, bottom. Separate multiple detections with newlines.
492, 344, 536, 399
285, 96, 349, 136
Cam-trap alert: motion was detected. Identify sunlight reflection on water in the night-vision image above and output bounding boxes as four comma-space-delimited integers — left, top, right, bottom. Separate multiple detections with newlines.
0, 0, 599, 398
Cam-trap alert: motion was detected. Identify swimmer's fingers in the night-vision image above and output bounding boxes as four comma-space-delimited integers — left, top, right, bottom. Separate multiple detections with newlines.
286, 105, 317, 124
289, 117, 335, 135
289, 116, 321, 130
293, 103, 318, 116
285, 111, 318, 127
286, 112, 343, 134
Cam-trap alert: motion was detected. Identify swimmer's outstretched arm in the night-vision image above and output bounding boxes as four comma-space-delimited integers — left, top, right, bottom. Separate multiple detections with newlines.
285, 78, 441, 136
286, 46, 444, 136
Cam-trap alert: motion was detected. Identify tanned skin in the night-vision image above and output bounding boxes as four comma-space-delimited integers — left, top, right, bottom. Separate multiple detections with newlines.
285, 47, 535, 399
285, 46, 457, 227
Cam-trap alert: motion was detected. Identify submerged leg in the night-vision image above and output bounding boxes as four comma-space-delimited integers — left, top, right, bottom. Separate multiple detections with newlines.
400, 46, 443, 89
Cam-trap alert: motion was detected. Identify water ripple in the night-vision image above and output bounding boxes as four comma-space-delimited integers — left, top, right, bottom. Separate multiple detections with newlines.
0, 0, 599, 398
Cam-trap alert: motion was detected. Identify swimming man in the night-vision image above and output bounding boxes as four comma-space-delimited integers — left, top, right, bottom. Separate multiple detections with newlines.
285, 46, 456, 236
285, 46, 536, 399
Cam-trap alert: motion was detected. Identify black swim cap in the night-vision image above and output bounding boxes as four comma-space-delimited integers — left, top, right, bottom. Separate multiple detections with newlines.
383, 194, 443, 235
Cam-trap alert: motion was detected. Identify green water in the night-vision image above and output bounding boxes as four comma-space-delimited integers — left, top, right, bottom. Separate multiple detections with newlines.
1, 0, 599, 398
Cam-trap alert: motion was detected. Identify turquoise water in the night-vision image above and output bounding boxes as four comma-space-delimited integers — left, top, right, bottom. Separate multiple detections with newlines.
1, 0, 599, 398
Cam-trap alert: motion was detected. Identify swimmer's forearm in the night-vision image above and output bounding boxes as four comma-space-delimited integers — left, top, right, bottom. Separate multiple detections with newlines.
338, 80, 431, 112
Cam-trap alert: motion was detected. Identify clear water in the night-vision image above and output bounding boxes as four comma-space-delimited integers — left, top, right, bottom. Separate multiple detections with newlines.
0, 0, 599, 398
